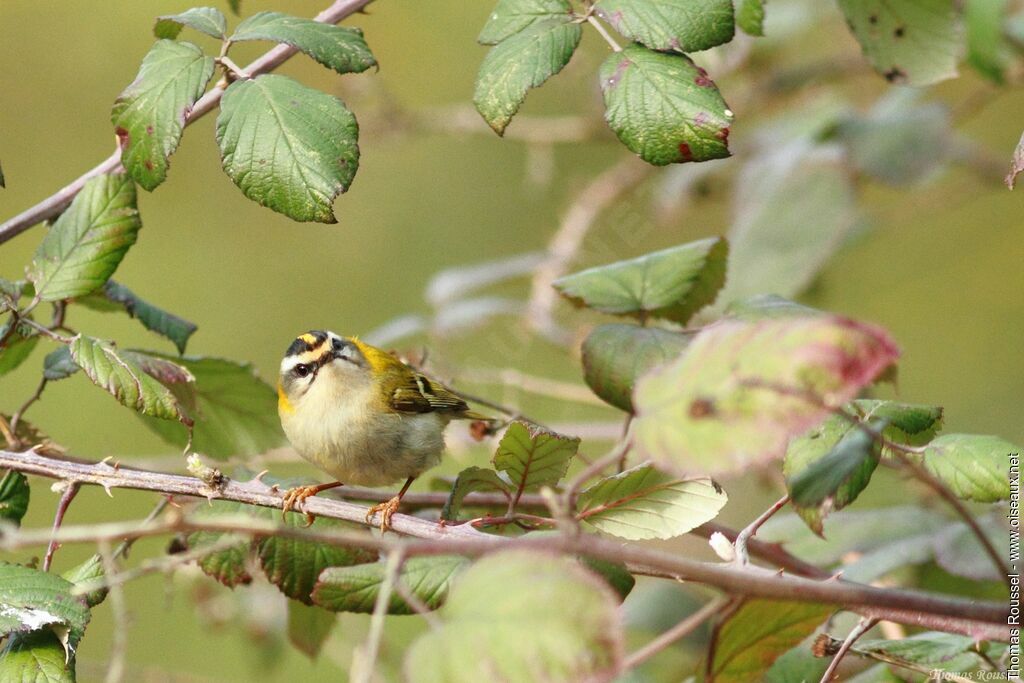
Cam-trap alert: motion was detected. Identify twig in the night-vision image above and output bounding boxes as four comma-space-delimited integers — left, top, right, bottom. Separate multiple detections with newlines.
525, 157, 651, 344
895, 453, 1012, 588
819, 617, 877, 683
740, 379, 1010, 586
733, 495, 789, 566
623, 597, 728, 670
42, 482, 80, 571
0, 0, 376, 245
77, 535, 243, 595
352, 550, 404, 683
9, 377, 48, 439
99, 540, 128, 683
562, 438, 632, 510
0, 449, 1011, 640
704, 598, 745, 680
587, 15, 622, 52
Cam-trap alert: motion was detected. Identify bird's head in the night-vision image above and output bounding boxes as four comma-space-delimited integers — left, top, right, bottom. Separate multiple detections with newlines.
277, 330, 371, 413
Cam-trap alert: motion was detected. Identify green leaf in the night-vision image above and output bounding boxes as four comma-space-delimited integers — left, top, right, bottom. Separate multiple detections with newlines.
577, 464, 727, 540
965, 0, 1011, 83
580, 558, 635, 601
707, 600, 831, 682
717, 143, 857, 307
473, 18, 581, 135
785, 418, 881, 536
553, 237, 727, 323
154, 7, 227, 39
79, 281, 197, 354
600, 45, 732, 165
228, 0, 241, 16
42, 346, 78, 381
441, 467, 510, 521
216, 74, 359, 223
187, 500, 258, 587
230, 12, 376, 75
141, 355, 284, 459
403, 550, 623, 682
581, 324, 692, 412
921, 433, 1016, 502
112, 40, 215, 191
852, 399, 943, 448
0, 470, 29, 527
478, 0, 573, 44
313, 556, 468, 615
0, 330, 39, 378
0, 563, 91, 651
60, 555, 107, 608
855, 632, 978, 666
28, 175, 141, 302
736, 0, 766, 36
633, 317, 899, 476
287, 601, 335, 658
764, 644, 828, 683
834, 91, 951, 186
594, 0, 734, 52
69, 335, 186, 422
257, 513, 377, 604
492, 422, 579, 491
837, 0, 962, 86
0, 629, 75, 683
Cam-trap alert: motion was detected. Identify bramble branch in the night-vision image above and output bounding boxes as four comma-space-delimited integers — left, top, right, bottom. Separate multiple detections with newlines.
0, 0, 375, 246
0, 448, 1010, 641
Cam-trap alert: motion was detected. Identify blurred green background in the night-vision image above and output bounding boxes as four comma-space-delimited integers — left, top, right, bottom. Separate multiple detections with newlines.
1, 0, 1021, 680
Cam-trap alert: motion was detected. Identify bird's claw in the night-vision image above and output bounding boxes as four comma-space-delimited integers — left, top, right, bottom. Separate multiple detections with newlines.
281, 485, 320, 527
365, 496, 401, 533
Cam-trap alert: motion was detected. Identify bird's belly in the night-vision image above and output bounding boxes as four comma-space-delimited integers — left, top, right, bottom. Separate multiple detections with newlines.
283, 401, 445, 487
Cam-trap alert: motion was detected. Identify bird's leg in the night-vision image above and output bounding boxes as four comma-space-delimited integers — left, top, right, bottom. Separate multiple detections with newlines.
365, 477, 415, 533
281, 481, 344, 526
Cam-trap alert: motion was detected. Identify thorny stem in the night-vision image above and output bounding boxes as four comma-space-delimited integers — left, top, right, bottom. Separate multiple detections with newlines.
42, 482, 80, 571
0, 0, 376, 246
216, 56, 250, 80
0, 449, 1011, 641
818, 617, 877, 683
733, 495, 789, 566
623, 597, 729, 670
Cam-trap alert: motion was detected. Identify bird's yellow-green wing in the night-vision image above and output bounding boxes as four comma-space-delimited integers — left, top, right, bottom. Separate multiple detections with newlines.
350, 338, 488, 420
389, 371, 488, 420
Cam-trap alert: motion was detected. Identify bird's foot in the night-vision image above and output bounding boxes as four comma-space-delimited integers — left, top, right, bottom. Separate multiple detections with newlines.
365, 495, 402, 533
281, 482, 341, 526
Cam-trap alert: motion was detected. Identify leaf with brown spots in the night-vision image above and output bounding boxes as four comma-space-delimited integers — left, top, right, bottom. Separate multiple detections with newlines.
111, 40, 215, 191
837, 0, 962, 86
600, 45, 733, 165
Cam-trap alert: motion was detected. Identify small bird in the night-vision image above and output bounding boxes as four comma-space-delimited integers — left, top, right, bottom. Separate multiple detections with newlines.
277, 330, 487, 531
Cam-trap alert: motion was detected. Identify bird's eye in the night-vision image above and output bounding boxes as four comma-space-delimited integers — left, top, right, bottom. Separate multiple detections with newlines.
293, 363, 311, 378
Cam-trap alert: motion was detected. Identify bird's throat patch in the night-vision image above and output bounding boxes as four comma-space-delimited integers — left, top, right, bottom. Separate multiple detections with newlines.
277, 381, 295, 414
